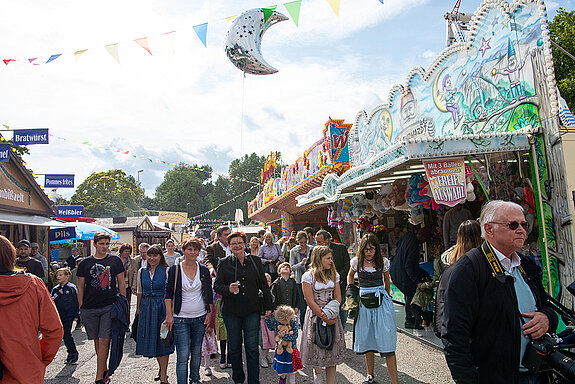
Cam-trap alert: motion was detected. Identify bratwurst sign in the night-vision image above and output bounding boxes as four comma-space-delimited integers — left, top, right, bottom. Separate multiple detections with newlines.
423, 158, 466, 207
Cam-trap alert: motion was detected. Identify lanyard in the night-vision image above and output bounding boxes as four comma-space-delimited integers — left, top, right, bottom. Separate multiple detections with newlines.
481, 242, 526, 283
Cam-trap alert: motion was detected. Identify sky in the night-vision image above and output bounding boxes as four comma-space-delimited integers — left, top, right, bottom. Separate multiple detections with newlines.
0, 0, 568, 201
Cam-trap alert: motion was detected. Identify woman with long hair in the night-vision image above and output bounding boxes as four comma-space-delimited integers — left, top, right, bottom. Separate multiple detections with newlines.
289, 231, 312, 326
164, 239, 179, 267
348, 233, 398, 384
135, 244, 174, 383
165, 238, 214, 384
248, 236, 260, 257
0, 235, 63, 383
300, 245, 346, 384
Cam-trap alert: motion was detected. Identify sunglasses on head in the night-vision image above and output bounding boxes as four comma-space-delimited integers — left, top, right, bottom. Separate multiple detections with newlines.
489, 221, 529, 230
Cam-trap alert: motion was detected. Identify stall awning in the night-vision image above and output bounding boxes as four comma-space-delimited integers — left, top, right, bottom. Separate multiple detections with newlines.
0, 211, 67, 227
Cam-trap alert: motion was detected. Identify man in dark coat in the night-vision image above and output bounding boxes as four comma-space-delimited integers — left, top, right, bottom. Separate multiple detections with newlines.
205, 225, 231, 277
442, 200, 558, 384
315, 229, 350, 324
390, 228, 421, 329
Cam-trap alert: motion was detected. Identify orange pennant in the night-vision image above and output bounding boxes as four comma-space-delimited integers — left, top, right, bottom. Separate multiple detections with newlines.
134, 37, 152, 55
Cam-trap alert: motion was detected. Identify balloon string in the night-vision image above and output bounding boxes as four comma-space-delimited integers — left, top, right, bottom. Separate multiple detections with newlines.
240, 71, 246, 155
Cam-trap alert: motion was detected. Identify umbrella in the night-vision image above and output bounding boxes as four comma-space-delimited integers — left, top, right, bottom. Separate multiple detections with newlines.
50, 222, 120, 243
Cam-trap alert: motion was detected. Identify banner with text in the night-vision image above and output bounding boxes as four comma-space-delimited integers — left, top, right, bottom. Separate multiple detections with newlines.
0, 144, 10, 162
13, 129, 49, 145
423, 158, 466, 207
45, 174, 74, 188
57, 205, 84, 217
158, 211, 188, 224
49, 227, 78, 242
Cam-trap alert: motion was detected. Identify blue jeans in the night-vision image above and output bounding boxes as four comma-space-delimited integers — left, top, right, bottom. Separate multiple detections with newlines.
223, 311, 260, 384
173, 315, 206, 384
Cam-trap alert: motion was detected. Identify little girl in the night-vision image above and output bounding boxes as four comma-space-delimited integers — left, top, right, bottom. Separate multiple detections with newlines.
266, 305, 300, 384
201, 289, 219, 376
260, 273, 276, 367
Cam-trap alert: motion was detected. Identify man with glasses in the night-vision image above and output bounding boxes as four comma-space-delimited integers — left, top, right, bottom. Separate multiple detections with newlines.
442, 200, 557, 384
206, 225, 232, 278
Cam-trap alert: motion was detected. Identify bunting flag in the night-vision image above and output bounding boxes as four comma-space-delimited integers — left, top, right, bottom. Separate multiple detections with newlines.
193, 23, 208, 47
326, 0, 340, 16
378, 0, 384, 3
262, 6, 278, 23
284, 0, 302, 27
74, 49, 88, 63
28, 58, 39, 65
46, 54, 62, 64
134, 37, 152, 55
105, 43, 120, 64
3, 59, 15, 65
189, 184, 258, 220
225, 15, 237, 23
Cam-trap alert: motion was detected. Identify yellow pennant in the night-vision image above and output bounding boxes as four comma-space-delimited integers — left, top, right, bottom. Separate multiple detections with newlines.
326, 0, 340, 16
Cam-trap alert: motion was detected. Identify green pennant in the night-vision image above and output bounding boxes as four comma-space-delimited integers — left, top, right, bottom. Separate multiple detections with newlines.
284, 0, 302, 27
262, 5, 278, 23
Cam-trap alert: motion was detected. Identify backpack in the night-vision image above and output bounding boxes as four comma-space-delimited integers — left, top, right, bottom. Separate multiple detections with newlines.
433, 247, 487, 338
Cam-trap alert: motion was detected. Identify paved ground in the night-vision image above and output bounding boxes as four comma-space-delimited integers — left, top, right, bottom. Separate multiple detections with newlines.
45, 305, 454, 384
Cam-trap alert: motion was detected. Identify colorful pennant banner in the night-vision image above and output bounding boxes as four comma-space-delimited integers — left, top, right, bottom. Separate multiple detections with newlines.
189, 184, 258, 220
0, 0, 362, 66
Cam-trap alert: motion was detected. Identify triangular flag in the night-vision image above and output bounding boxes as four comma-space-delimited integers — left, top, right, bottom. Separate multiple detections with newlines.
2, 125, 9, 130
46, 54, 62, 64
28, 58, 38, 64
160, 31, 177, 55
74, 49, 88, 63
326, 0, 340, 16
193, 23, 208, 47
105, 43, 120, 64
134, 37, 152, 55
284, 1, 302, 26
225, 15, 237, 23
378, 0, 384, 3
262, 5, 278, 23
3, 59, 15, 65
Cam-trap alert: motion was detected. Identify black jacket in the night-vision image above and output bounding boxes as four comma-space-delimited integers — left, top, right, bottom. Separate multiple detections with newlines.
329, 241, 350, 293
166, 264, 214, 316
389, 231, 419, 298
213, 254, 274, 317
51, 283, 80, 322
270, 277, 299, 309
205, 242, 226, 272
442, 243, 558, 384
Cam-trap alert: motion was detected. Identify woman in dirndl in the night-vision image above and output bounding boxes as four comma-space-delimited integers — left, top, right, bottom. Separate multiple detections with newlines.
300, 245, 346, 384
135, 244, 174, 384
347, 233, 398, 384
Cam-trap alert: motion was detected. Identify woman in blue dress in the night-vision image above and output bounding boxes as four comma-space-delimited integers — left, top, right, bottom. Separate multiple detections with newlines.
347, 233, 398, 384
136, 244, 174, 384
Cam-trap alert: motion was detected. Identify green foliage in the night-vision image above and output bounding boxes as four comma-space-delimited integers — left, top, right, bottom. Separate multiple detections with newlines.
70, 169, 145, 217
154, 163, 213, 216
550, 8, 575, 109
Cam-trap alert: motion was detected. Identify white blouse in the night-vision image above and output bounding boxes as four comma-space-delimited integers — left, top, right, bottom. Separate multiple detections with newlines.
350, 256, 390, 273
301, 270, 340, 290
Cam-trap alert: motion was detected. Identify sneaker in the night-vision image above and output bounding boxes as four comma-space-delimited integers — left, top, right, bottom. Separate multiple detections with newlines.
219, 362, 227, 369
227, 362, 232, 368
362, 374, 375, 384
204, 367, 212, 376
279, 376, 287, 384
259, 354, 269, 368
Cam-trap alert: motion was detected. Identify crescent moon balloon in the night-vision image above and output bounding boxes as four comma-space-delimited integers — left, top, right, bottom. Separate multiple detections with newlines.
433, 67, 448, 113
225, 8, 288, 75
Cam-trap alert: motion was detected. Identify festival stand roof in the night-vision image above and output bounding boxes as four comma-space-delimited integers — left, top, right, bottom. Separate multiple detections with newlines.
249, 118, 351, 223
296, 0, 552, 208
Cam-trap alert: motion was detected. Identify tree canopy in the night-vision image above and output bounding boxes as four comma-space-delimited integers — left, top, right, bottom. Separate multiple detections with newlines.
550, 8, 575, 109
70, 169, 145, 217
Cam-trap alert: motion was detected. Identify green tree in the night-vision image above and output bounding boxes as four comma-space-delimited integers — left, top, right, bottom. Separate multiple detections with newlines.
71, 169, 145, 217
207, 153, 265, 220
154, 163, 213, 217
550, 8, 575, 108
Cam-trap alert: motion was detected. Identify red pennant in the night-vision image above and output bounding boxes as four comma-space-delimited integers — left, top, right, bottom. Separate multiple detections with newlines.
3, 59, 15, 65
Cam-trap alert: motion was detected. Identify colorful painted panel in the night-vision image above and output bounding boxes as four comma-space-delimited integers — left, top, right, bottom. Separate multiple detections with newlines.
348, 0, 548, 166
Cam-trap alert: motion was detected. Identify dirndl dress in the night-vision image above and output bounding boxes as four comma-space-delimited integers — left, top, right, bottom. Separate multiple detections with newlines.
136, 266, 175, 357
352, 258, 396, 355
299, 271, 346, 367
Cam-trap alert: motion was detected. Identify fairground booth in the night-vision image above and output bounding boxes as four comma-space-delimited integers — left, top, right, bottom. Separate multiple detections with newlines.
296, 0, 574, 310
248, 118, 351, 241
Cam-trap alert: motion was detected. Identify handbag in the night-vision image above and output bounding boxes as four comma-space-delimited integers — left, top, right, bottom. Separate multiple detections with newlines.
313, 316, 335, 350
248, 255, 267, 315
161, 265, 178, 348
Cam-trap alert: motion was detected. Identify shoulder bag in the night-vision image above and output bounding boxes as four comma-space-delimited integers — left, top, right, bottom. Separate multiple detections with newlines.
161, 265, 178, 347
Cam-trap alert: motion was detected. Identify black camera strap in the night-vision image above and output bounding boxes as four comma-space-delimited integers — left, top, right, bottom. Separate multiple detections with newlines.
480, 242, 527, 283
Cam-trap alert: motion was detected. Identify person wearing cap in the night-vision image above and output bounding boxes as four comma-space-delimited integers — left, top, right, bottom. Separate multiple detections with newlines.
30, 242, 49, 279
66, 247, 81, 270
16, 239, 45, 279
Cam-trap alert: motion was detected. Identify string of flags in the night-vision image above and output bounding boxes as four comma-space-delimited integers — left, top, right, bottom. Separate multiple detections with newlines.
189, 184, 259, 220
1, 0, 383, 67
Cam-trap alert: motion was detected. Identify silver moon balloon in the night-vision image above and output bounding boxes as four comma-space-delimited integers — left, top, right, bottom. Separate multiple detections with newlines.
225, 8, 288, 75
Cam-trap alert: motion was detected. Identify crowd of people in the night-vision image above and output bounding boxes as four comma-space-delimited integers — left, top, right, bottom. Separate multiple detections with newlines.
0, 199, 565, 384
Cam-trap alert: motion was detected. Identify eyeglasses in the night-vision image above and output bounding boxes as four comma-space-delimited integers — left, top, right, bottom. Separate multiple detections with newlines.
364, 247, 376, 253
489, 221, 529, 231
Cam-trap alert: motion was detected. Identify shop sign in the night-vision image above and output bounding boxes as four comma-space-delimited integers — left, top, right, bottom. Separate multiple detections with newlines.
49, 227, 77, 242
12, 129, 49, 145
57, 205, 84, 217
423, 158, 466, 207
158, 211, 188, 224
0, 144, 10, 162
45, 174, 74, 188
